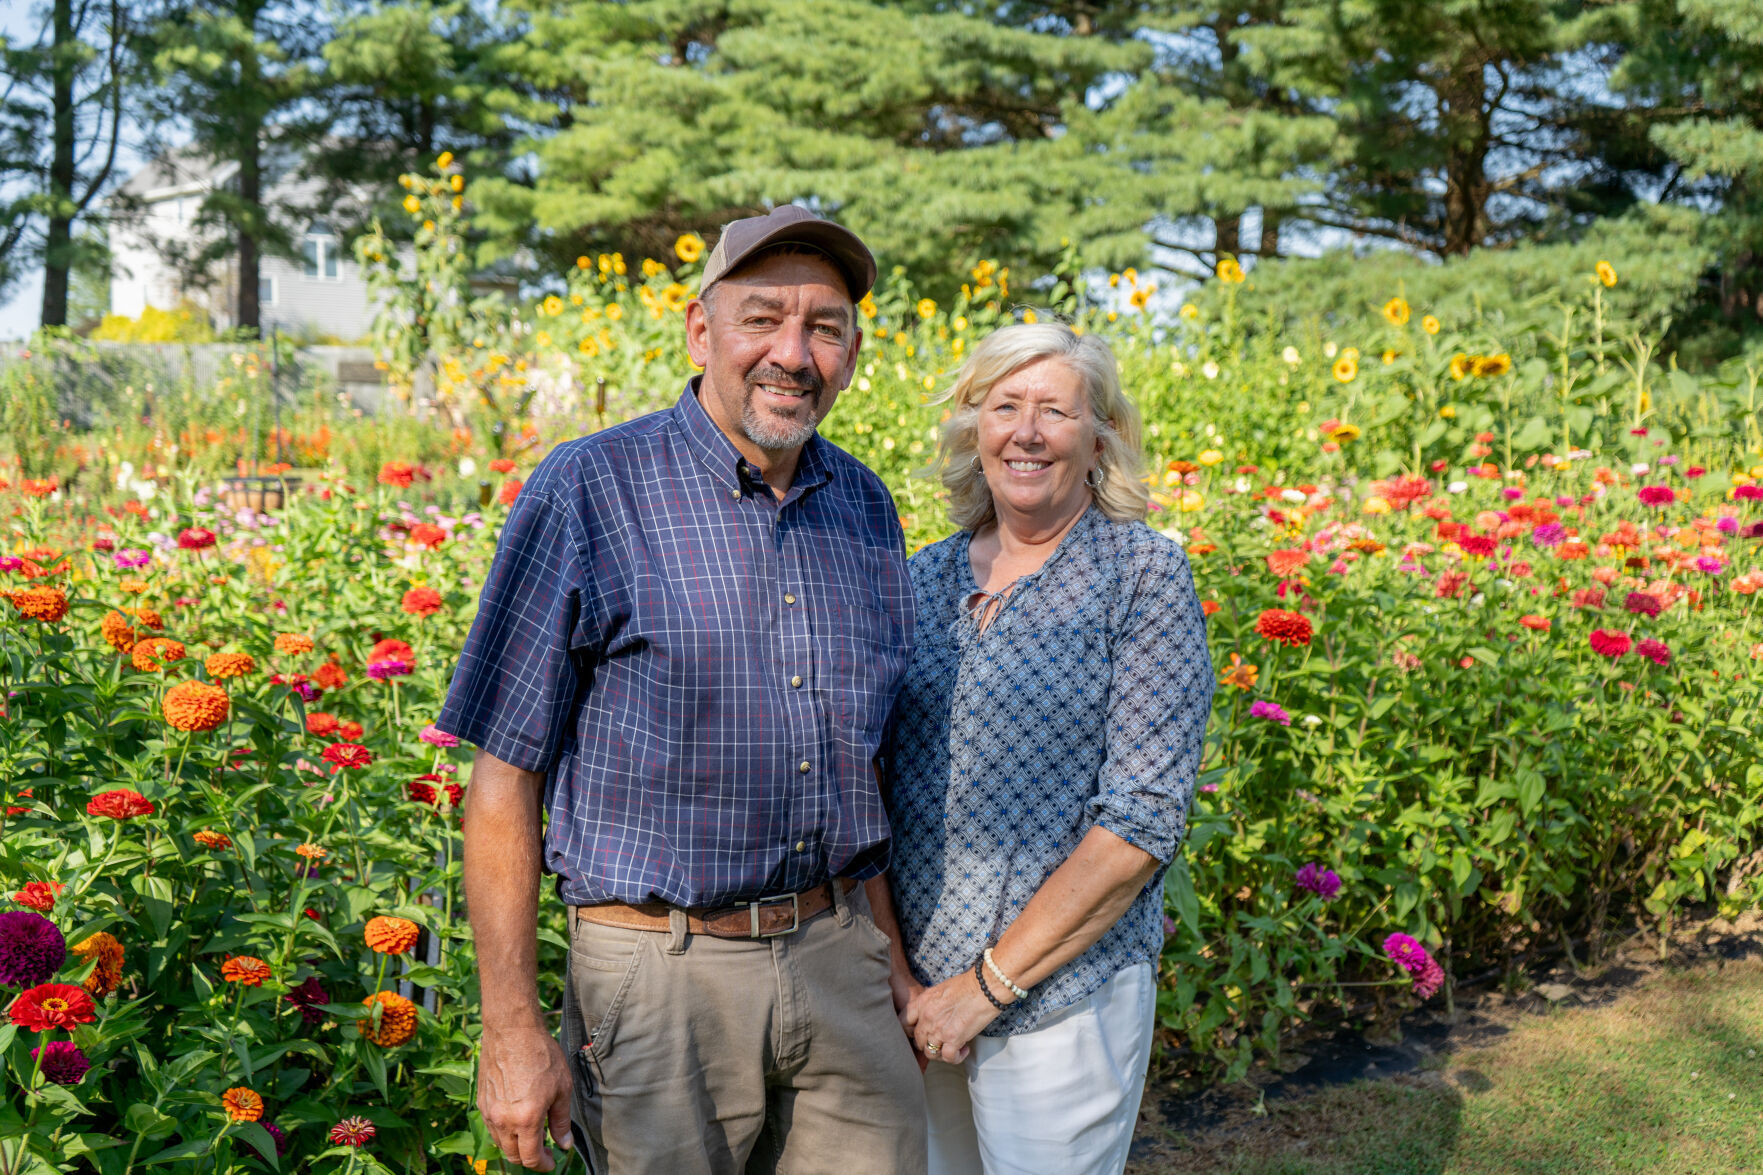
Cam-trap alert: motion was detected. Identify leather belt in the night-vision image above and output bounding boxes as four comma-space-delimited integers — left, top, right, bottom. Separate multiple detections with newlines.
571, 878, 857, 940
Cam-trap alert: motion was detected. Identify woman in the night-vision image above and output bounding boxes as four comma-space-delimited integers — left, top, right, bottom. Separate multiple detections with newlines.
882, 321, 1213, 1173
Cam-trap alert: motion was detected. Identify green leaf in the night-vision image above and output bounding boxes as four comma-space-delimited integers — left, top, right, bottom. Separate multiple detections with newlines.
1164, 857, 1201, 941
130, 875, 175, 940
235, 1122, 281, 1169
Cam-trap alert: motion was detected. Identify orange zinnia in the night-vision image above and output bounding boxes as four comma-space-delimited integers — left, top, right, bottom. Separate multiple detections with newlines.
72, 932, 124, 997
131, 637, 186, 673
363, 916, 421, 955
163, 680, 229, 732
133, 607, 163, 629
6, 586, 68, 623
274, 633, 315, 656
100, 610, 138, 653
295, 843, 327, 861
222, 1086, 264, 1122
221, 956, 272, 986
1200, 600, 1222, 616
357, 990, 419, 1047
1518, 615, 1551, 632
204, 652, 256, 679
1218, 653, 1258, 691
1265, 549, 1310, 577
193, 829, 233, 850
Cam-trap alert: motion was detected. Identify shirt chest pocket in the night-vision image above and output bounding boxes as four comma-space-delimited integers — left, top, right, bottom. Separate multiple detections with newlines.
826, 602, 905, 736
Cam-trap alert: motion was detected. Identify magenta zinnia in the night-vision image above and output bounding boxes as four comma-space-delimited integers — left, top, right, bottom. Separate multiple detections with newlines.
1623, 591, 1662, 617
31, 1040, 90, 1085
1636, 485, 1674, 507
1249, 700, 1292, 726
0, 911, 67, 987
1635, 638, 1671, 666
1295, 863, 1341, 900
1588, 629, 1632, 658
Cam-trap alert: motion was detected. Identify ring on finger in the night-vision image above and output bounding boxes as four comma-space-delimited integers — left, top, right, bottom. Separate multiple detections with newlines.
924, 1041, 942, 1056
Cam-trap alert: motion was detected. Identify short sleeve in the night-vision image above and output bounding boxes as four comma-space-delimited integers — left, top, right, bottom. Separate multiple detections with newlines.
1084, 536, 1214, 862
436, 485, 603, 774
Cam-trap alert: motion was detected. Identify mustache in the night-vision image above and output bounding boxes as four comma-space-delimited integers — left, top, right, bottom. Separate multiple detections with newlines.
745, 364, 825, 398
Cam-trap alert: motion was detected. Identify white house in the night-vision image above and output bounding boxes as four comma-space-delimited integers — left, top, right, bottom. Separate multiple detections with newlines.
108, 148, 375, 341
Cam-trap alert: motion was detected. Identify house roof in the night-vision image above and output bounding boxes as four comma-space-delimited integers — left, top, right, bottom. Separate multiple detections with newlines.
115, 147, 236, 201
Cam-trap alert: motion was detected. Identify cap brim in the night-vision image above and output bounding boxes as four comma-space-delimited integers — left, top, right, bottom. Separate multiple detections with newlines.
710, 220, 876, 301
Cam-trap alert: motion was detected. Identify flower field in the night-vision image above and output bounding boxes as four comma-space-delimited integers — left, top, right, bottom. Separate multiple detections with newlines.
6, 192, 1763, 1168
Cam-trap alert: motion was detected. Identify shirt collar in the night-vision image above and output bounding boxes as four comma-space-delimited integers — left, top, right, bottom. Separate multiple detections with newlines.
673, 376, 833, 497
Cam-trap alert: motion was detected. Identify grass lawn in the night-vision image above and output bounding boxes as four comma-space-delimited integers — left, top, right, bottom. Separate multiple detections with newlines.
1132, 957, 1763, 1175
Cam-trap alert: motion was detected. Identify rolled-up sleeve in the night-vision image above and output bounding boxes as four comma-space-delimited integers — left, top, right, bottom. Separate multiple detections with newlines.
1084, 538, 1214, 862
436, 482, 603, 774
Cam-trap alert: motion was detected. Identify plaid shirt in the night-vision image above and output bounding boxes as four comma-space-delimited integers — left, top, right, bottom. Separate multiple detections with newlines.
437, 380, 914, 909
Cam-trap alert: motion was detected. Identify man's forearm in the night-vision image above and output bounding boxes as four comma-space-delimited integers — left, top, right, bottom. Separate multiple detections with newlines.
463, 749, 550, 1033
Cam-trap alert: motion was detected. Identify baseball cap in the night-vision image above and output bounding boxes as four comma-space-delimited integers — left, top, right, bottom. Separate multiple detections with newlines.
699, 206, 877, 300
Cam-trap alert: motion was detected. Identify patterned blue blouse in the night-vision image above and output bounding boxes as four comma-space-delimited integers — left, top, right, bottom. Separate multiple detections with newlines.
884, 506, 1214, 1035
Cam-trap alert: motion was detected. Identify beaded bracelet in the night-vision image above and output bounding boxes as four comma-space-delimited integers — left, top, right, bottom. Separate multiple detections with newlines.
973, 957, 1010, 1012
983, 948, 1030, 1000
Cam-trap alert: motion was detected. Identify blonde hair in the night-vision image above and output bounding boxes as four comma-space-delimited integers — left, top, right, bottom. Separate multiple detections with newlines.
926, 321, 1149, 530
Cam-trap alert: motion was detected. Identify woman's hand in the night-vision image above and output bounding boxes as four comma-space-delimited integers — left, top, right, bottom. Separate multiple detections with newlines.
906, 967, 1003, 1065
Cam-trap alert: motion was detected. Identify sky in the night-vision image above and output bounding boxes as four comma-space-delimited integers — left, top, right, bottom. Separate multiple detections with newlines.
0, 3, 40, 340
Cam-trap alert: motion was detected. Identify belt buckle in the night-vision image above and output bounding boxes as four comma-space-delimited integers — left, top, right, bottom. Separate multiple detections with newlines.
749, 892, 800, 939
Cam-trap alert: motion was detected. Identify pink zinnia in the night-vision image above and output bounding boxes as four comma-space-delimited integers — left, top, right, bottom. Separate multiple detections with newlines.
1623, 591, 1662, 617
418, 724, 458, 748
1635, 638, 1671, 666
1249, 700, 1292, 726
1696, 555, 1726, 575
1589, 629, 1632, 658
1637, 485, 1674, 507
1411, 956, 1446, 999
1383, 933, 1430, 973
1735, 484, 1763, 502
1295, 862, 1341, 900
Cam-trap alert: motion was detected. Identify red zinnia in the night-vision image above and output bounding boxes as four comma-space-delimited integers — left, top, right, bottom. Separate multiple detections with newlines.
401, 588, 443, 617
407, 523, 446, 550
1624, 591, 1663, 618
489, 458, 516, 474
9, 983, 97, 1032
176, 527, 217, 550
1457, 534, 1497, 558
368, 638, 414, 666
1519, 615, 1551, 631
321, 743, 374, 770
1255, 609, 1313, 647
314, 661, 349, 690
499, 478, 523, 506
1635, 638, 1671, 666
12, 881, 65, 912
86, 789, 154, 820
377, 462, 416, 488
1589, 629, 1632, 658
1637, 485, 1675, 507
329, 1117, 376, 1146
306, 712, 341, 738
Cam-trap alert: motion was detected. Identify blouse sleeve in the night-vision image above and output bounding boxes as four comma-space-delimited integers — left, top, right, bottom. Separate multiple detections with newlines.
1083, 534, 1214, 862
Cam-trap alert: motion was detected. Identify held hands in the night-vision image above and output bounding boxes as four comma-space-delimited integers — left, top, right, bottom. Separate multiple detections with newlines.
479, 1021, 576, 1171
903, 967, 1007, 1066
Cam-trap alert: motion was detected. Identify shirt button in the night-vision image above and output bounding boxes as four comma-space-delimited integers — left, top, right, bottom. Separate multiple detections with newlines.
795, 841, 807, 852
784, 593, 797, 605
798, 760, 810, 774
730, 488, 741, 501
791, 675, 803, 688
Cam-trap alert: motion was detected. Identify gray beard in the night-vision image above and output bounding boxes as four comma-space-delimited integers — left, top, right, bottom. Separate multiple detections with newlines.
740, 389, 821, 452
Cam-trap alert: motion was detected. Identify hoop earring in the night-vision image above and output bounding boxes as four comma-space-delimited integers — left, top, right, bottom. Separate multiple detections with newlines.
1084, 467, 1104, 490
970, 456, 982, 473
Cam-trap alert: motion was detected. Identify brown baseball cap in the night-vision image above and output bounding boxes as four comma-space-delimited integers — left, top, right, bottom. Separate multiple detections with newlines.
700, 206, 876, 300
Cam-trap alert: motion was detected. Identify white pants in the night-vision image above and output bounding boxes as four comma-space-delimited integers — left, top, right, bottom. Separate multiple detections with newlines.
922, 963, 1156, 1175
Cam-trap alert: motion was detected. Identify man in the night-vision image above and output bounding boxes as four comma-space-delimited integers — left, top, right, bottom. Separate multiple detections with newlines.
436, 206, 927, 1175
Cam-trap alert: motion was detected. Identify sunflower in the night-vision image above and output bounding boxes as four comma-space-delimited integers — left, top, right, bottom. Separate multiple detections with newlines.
1215, 258, 1245, 284
1471, 353, 1512, 377
1332, 356, 1358, 383
1595, 260, 1617, 288
1421, 315, 1440, 335
1449, 353, 1472, 381
662, 283, 692, 313
674, 233, 705, 263
1382, 298, 1410, 326
1328, 422, 1362, 443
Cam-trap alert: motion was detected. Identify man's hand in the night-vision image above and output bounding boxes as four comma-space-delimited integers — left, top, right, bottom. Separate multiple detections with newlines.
479, 1022, 575, 1171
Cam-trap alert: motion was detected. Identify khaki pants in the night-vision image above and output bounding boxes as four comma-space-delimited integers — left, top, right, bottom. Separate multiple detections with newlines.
561, 883, 929, 1175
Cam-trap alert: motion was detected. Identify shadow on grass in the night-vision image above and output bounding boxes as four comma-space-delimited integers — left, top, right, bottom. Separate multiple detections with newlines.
1129, 1077, 1464, 1175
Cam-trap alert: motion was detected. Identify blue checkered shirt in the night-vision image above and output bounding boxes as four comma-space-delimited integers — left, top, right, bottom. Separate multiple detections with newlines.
437, 380, 914, 908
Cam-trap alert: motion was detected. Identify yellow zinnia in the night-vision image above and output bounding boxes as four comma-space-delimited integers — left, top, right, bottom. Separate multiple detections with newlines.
436, 151, 454, 169
1197, 450, 1224, 467
1382, 297, 1410, 326
402, 194, 421, 215
675, 233, 705, 263
1332, 356, 1357, 383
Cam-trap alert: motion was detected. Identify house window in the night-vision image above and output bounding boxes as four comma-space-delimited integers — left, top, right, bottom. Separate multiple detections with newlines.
259, 275, 277, 307
302, 221, 341, 280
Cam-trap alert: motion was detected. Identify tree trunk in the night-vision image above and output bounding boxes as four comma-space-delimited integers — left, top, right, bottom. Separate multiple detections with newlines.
39, 0, 76, 328
1215, 214, 1240, 261
235, 1, 263, 333
1438, 54, 1491, 256
1259, 209, 1281, 259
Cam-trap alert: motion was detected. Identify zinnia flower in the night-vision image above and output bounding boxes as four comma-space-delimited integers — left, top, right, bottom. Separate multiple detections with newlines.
0, 911, 67, 986
220, 956, 272, 986
1570, 588, 1605, 610
6, 586, 68, 623
71, 932, 123, 996
1637, 485, 1674, 507
401, 587, 443, 616
87, 789, 154, 820
1624, 591, 1662, 617
1382, 933, 1431, 974
407, 523, 446, 550
193, 829, 233, 850
1635, 638, 1671, 666
314, 661, 349, 690
322, 743, 373, 770
222, 1086, 264, 1122
1254, 609, 1313, 647
499, 478, 523, 506
418, 723, 459, 748
285, 975, 330, 1025
1249, 700, 1292, 726
489, 458, 517, 474
1457, 534, 1496, 558
100, 610, 138, 653
1589, 629, 1632, 658
366, 659, 412, 680
9, 983, 96, 1031
1265, 549, 1310, 577
1734, 484, 1763, 502
113, 549, 151, 569
364, 916, 420, 955
1530, 523, 1567, 549
131, 637, 186, 673
1411, 956, 1446, 999
204, 652, 255, 679
329, 1117, 376, 1146
1519, 615, 1550, 631
357, 989, 419, 1047
163, 680, 229, 732
274, 633, 315, 656
32, 1040, 90, 1085
306, 712, 340, 737
1295, 863, 1341, 900
12, 881, 64, 912
368, 638, 414, 666
176, 528, 217, 550
261, 1122, 288, 1156
377, 462, 416, 488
